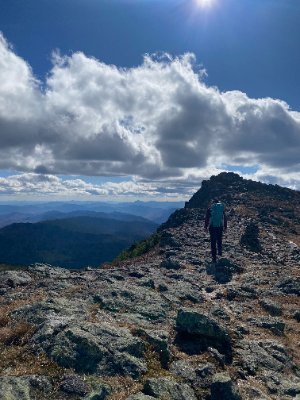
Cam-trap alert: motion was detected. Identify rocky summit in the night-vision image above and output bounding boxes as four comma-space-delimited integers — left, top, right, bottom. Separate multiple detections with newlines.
0, 172, 299, 400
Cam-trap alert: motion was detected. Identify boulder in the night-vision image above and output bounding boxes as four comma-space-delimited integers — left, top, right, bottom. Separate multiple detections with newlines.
210, 373, 241, 400
176, 308, 232, 361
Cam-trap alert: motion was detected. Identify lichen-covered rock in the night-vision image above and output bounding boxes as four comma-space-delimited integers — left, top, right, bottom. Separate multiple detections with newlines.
136, 329, 171, 367
176, 308, 232, 360
237, 340, 291, 374
169, 360, 197, 382
84, 383, 111, 400
176, 308, 230, 342
0, 377, 31, 400
249, 317, 285, 336
143, 377, 197, 399
277, 277, 300, 295
93, 283, 170, 323
33, 322, 146, 378
59, 374, 89, 396
260, 299, 282, 316
0, 270, 32, 288
126, 394, 155, 400
160, 258, 182, 270
210, 373, 241, 400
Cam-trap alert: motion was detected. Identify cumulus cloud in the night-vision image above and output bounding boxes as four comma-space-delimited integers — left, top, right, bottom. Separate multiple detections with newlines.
0, 33, 299, 193
0, 173, 196, 199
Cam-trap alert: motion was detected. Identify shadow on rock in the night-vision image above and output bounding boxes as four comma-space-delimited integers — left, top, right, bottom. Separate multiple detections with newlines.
206, 258, 243, 284
175, 308, 233, 364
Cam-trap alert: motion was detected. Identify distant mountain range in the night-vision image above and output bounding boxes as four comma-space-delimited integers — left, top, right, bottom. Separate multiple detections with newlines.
0, 200, 184, 228
0, 213, 158, 268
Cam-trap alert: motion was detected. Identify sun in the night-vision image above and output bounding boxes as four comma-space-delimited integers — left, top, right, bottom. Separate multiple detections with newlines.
194, 0, 214, 8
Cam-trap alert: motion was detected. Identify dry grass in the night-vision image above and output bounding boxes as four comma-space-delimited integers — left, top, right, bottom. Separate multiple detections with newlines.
86, 303, 100, 323
0, 289, 64, 378
0, 320, 35, 346
0, 344, 65, 377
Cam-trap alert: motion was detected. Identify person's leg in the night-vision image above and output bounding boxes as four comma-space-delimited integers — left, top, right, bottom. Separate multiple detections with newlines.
210, 227, 217, 263
217, 227, 223, 256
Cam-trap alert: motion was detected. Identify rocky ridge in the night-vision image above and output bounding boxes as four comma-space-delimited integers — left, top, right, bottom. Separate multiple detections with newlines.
0, 172, 299, 400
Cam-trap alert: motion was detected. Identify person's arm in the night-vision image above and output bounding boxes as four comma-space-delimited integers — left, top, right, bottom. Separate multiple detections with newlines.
204, 208, 211, 230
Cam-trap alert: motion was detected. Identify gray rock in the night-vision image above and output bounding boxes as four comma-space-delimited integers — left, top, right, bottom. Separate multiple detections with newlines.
211, 373, 241, 400
170, 360, 197, 381
0, 271, 32, 288
280, 377, 300, 397
126, 394, 155, 400
196, 362, 216, 378
0, 377, 31, 400
237, 339, 291, 374
210, 306, 230, 321
136, 329, 171, 368
176, 308, 232, 361
227, 285, 258, 300
160, 258, 182, 270
84, 384, 111, 400
143, 377, 197, 399
160, 232, 181, 248
277, 277, 300, 295
93, 283, 170, 322
60, 374, 89, 395
176, 308, 230, 341
249, 317, 285, 336
260, 299, 282, 316
28, 376, 52, 394
33, 322, 146, 378
293, 310, 300, 322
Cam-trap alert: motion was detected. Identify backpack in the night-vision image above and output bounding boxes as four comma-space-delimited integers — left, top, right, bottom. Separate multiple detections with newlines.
210, 202, 224, 227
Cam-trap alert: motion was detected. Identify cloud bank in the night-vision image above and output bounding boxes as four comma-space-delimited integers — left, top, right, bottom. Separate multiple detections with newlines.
0, 33, 299, 197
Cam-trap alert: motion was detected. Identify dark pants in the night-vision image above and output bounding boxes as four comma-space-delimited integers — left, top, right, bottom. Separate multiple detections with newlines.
209, 226, 223, 262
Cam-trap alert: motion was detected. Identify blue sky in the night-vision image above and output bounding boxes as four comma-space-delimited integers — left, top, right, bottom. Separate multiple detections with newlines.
0, 0, 299, 200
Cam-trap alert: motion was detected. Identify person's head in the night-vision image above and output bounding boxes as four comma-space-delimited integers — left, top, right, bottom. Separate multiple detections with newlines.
213, 198, 219, 203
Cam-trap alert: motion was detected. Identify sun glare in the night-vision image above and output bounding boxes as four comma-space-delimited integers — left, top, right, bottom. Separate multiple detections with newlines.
195, 0, 214, 8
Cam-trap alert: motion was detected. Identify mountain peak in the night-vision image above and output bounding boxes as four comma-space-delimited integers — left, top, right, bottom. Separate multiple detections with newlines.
185, 172, 297, 209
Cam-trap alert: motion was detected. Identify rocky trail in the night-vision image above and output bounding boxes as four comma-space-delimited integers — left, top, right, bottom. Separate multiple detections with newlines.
0, 173, 299, 400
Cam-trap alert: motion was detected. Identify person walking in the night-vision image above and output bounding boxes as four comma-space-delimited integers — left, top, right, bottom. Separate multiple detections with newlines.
204, 198, 227, 263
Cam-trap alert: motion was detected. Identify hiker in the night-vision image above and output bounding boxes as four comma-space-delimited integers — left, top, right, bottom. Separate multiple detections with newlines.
204, 198, 227, 263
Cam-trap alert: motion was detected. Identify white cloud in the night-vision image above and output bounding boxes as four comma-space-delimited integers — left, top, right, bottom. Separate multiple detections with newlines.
0, 33, 299, 193
0, 173, 193, 199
